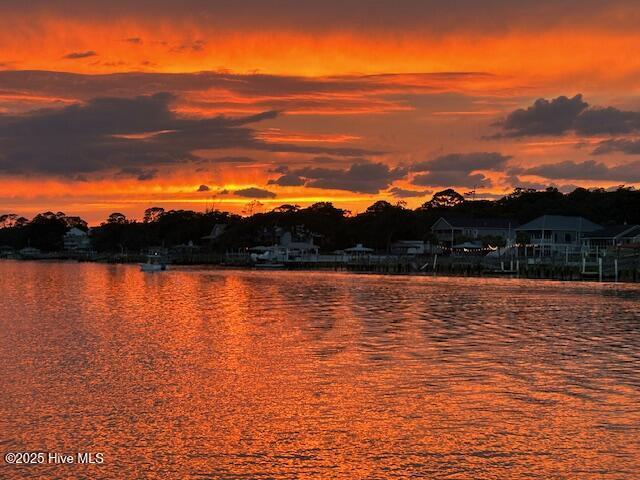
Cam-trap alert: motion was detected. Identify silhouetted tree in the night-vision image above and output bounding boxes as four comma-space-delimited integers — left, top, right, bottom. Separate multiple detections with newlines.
0, 214, 20, 229
242, 200, 264, 216
62, 216, 88, 230
423, 189, 465, 209
143, 207, 165, 223
272, 204, 300, 213
350, 201, 417, 251
2, 186, 640, 255
106, 213, 128, 224
22, 212, 69, 251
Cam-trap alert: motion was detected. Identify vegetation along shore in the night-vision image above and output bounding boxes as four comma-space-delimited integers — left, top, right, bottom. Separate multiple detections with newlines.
2, 187, 640, 282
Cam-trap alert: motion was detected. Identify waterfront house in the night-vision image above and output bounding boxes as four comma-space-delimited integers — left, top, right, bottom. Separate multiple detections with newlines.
431, 216, 517, 247
581, 224, 640, 249
516, 215, 601, 256
250, 230, 319, 263
63, 227, 91, 252
391, 240, 427, 255
278, 231, 319, 259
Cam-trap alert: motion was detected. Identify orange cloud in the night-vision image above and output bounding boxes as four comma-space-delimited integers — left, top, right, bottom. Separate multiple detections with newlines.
0, 14, 639, 91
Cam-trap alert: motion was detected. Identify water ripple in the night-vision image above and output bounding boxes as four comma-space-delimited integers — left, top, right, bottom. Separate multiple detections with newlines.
0, 263, 639, 479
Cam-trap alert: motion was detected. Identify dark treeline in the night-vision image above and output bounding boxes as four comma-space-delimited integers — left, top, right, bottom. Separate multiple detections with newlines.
1, 187, 639, 253
0, 211, 88, 251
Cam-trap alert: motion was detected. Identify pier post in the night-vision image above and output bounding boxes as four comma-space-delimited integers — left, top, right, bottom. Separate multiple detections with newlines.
598, 257, 603, 282
614, 259, 618, 283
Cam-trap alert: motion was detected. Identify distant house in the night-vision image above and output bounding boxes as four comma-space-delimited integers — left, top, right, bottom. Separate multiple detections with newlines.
250, 230, 318, 262
431, 217, 517, 247
19, 246, 42, 258
390, 240, 440, 255
278, 231, 319, 258
582, 224, 640, 249
170, 241, 201, 255
63, 227, 91, 252
391, 240, 427, 255
516, 215, 601, 255
202, 223, 227, 242
0, 245, 15, 258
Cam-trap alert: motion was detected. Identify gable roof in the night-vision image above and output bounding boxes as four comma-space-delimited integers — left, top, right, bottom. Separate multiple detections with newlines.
345, 243, 374, 252
202, 223, 227, 240
582, 224, 640, 239
432, 216, 517, 230
65, 227, 88, 236
516, 215, 601, 232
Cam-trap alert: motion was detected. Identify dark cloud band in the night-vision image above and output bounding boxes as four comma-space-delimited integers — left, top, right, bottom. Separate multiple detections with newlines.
0, 92, 375, 177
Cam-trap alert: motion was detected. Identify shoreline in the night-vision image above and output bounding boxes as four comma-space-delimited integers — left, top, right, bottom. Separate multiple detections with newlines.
3, 256, 638, 284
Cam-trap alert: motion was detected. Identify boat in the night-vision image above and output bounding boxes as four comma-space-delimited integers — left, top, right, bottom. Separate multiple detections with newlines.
140, 253, 167, 272
250, 248, 286, 269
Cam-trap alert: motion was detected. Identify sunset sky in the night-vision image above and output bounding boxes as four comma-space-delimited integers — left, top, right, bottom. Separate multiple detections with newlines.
2, 0, 640, 223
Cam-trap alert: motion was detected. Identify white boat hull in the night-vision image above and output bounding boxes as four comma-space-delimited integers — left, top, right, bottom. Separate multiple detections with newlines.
140, 263, 166, 272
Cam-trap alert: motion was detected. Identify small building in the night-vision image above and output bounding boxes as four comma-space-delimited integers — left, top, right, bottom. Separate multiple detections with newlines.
63, 227, 91, 252
170, 241, 201, 255
431, 216, 517, 247
582, 224, 640, 249
343, 243, 374, 259
391, 240, 427, 255
0, 245, 16, 258
451, 241, 485, 256
19, 246, 42, 258
390, 240, 440, 255
516, 215, 601, 256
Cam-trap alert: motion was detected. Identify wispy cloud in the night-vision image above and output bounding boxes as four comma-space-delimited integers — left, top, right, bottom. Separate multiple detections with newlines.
62, 50, 98, 59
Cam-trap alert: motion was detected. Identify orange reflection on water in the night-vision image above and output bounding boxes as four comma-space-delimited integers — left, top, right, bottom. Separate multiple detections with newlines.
1, 263, 639, 478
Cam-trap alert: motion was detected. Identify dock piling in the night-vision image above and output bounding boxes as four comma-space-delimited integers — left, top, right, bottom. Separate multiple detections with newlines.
598, 257, 603, 282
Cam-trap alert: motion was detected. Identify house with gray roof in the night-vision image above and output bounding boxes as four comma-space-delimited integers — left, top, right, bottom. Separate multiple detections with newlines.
431, 216, 517, 247
582, 224, 640, 249
516, 215, 601, 255
63, 227, 91, 252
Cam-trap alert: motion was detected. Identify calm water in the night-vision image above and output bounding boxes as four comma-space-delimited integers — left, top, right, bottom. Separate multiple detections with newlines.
0, 261, 639, 479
